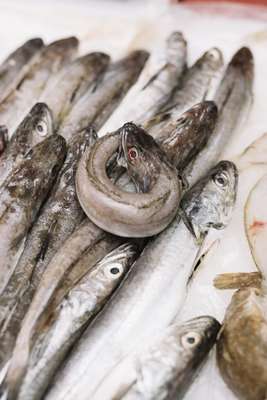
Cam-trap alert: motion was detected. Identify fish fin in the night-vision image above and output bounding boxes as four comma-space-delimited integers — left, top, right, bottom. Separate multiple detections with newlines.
213, 272, 262, 290
141, 64, 168, 91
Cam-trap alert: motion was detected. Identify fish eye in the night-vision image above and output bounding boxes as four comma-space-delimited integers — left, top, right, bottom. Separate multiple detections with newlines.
128, 147, 139, 162
181, 331, 201, 349
104, 263, 123, 279
213, 173, 228, 188
35, 120, 48, 137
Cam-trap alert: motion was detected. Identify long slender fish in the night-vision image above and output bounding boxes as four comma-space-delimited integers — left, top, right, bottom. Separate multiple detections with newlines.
98, 31, 187, 136
58, 50, 149, 142
5, 100, 218, 395
15, 243, 141, 400
93, 316, 220, 400
0, 37, 78, 136
144, 47, 223, 141
0, 103, 54, 187
76, 123, 182, 237
40, 53, 110, 131
0, 134, 66, 295
0, 38, 44, 104
0, 127, 96, 372
185, 47, 254, 186
44, 161, 237, 400
217, 171, 267, 400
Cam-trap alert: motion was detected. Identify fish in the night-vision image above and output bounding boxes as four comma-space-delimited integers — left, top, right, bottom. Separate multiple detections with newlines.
14, 243, 141, 400
4, 219, 124, 397
0, 103, 54, 187
0, 134, 67, 297
39, 52, 110, 131
185, 47, 254, 186
76, 122, 182, 237
93, 316, 220, 400
58, 50, 149, 142
4, 90, 218, 397
98, 31, 187, 136
144, 47, 223, 142
0, 126, 8, 157
0, 37, 78, 136
0, 38, 44, 104
0, 127, 96, 373
216, 170, 267, 400
43, 160, 237, 400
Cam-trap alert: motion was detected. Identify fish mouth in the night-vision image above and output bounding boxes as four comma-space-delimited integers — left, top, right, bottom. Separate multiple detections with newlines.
205, 47, 223, 69
230, 47, 254, 78
117, 125, 129, 168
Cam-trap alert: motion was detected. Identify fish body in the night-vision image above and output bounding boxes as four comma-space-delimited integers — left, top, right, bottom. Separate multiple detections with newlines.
40, 52, 110, 131
0, 38, 44, 104
99, 31, 187, 136
16, 243, 141, 400
0, 37, 78, 136
58, 50, 149, 142
0, 103, 54, 187
94, 316, 220, 400
0, 134, 66, 293
217, 287, 267, 400
0, 128, 96, 371
186, 47, 254, 186
144, 47, 223, 142
45, 161, 237, 400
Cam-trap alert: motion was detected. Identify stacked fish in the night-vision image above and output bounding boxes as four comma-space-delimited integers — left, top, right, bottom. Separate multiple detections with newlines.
0, 31, 260, 400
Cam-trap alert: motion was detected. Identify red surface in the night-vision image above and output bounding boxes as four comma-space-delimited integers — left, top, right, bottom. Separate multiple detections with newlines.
177, 0, 267, 4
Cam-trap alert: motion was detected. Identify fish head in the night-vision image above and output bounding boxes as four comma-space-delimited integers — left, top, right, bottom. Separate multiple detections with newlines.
161, 101, 218, 168
230, 46, 254, 82
176, 316, 220, 364
201, 47, 223, 71
181, 160, 238, 241
27, 103, 54, 145
117, 122, 165, 192
98, 242, 139, 288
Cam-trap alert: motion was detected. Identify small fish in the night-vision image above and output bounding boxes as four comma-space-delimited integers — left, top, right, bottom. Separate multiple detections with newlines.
58, 50, 149, 142
15, 243, 141, 400
0, 127, 96, 374
76, 122, 182, 237
0, 134, 66, 298
99, 31, 187, 136
217, 170, 267, 400
0, 38, 44, 104
44, 161, 237, 400
40, 52, 110, 131
185, 47, 254, 186
144, 47, 223, 142
93, 316, 220, 400
0, 126, 8, 156
0, 37, 78, 136
0, 103, 54, 187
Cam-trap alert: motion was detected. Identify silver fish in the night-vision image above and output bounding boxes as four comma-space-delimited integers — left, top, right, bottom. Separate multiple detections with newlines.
44, 161, 237, 400
93, 316, 220, 400
144, 47, 223, 142
58, 50, 149, 142
0, 103, 54, 187
0, 38, 44, 104
0, 37, 78, 136
185, 46, 254, 186
99, 31, 187, 136
0, 127, 96, 373
40, 52, 110, 131
15, 243, 141, 400
0, 135, 66, 294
